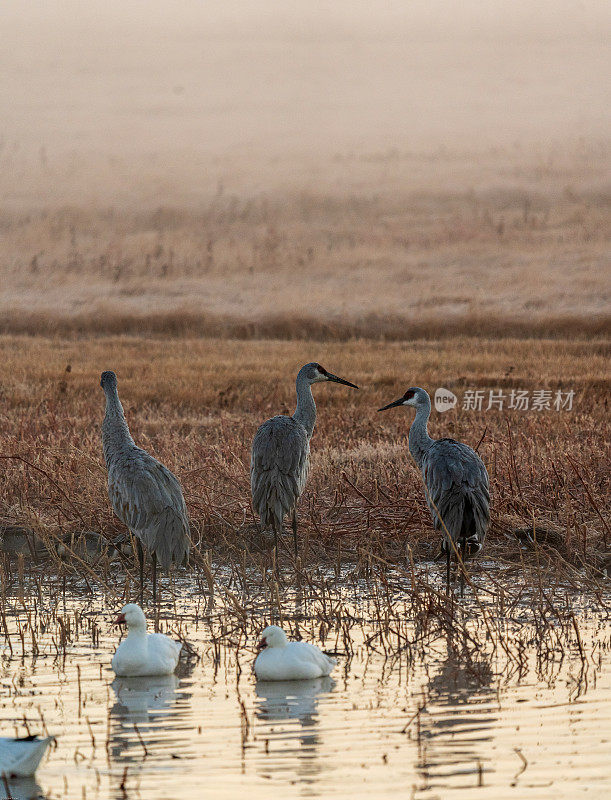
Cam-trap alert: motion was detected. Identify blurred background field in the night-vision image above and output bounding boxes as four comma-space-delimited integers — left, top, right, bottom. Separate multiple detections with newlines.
1, 0, 609, 338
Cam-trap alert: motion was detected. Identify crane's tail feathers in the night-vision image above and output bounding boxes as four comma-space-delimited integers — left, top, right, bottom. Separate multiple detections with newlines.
440, 535, 482, 561
142, 508, 190, 570
253, 467, 299, 531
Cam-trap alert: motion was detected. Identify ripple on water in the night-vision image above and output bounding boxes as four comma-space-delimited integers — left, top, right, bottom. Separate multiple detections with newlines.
0, 591, 609, 800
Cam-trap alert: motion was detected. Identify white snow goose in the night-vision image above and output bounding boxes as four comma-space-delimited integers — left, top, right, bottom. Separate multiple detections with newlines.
254, 625, 336, 681
111, 603, 181, 677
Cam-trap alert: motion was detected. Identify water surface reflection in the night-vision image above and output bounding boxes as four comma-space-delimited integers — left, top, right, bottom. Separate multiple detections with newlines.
253, 677, 335, 787
111, 674, 180, 724
0, 591, 607, 800
415, 640, 497, 792
108, 672, 195, 797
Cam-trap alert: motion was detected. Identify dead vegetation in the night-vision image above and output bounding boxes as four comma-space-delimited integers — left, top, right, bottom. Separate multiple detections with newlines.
0, 335, 608, 591
0, 524, 606, 701
1, 309, 609, 341
1, 147, 609, 339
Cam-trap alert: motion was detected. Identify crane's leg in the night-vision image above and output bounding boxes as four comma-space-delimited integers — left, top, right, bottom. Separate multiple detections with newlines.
152, 552, 157, 607
292, 510, 299, 558
136, 538, 145, 605
152, 552, 159, 632
272, 520, 279, 559
445, 545, 451, 594
459, 540, 466, 598
271, 518, 282, 579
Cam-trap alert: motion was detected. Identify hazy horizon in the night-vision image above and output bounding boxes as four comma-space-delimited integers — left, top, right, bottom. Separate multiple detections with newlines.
1, 1, 608, 334
1, 1, 609, 208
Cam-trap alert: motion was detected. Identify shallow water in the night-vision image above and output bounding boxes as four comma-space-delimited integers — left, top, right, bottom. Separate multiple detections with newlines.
0, 572, 609, 800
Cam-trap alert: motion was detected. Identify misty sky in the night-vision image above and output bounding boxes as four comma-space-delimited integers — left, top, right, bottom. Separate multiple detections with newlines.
2, 0, 609, 161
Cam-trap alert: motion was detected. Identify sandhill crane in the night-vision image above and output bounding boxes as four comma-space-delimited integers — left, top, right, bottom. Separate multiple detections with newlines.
251, 362, 358, 559
378, 387, 490, 592
100, 371, 190, 605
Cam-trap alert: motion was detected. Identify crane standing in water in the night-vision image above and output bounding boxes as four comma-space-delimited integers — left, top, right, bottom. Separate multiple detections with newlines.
100, 371, 190, 606
378, 386, 490, 592
251, 362, 358, 560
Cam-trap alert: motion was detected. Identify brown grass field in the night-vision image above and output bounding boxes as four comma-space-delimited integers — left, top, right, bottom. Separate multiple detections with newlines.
1, 148, 609, 340
1, 335, 608, 582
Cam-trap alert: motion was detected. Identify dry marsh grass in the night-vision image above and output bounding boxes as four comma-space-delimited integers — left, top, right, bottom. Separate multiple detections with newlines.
1, 149, 609, 340
2, 310, 610, 342
0, 335, 608, 586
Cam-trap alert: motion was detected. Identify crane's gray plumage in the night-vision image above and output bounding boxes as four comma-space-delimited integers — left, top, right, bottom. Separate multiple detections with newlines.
101, 371, 190, 602
379, 386, 490, 591
251, 362, 358, 557
420, 437, 490, 557
251, 415, 310, 532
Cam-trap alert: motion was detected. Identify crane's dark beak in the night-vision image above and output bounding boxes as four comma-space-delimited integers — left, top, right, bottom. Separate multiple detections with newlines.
113, 613, 126, 626
326, 372, 359, 389
378, 397, 405, 412
257, 638, 268, 651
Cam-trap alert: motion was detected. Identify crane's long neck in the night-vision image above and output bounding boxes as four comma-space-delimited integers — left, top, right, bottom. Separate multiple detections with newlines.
102, 387, 134, 465
293, 374, 316, 438
408, 399, 434, 468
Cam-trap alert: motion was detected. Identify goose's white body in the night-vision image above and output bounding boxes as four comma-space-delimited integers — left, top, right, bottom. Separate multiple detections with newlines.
0, 736, 53, 777
254, 626, 336, 681
111, 604, 181, 677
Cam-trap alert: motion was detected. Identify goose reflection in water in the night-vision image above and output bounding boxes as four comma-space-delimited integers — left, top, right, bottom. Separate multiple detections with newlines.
111, 674, 180, 724
415, 640, 496, 791
108, 672, 194, 796
0, 777, 44, 800
254, 676, 335, 786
